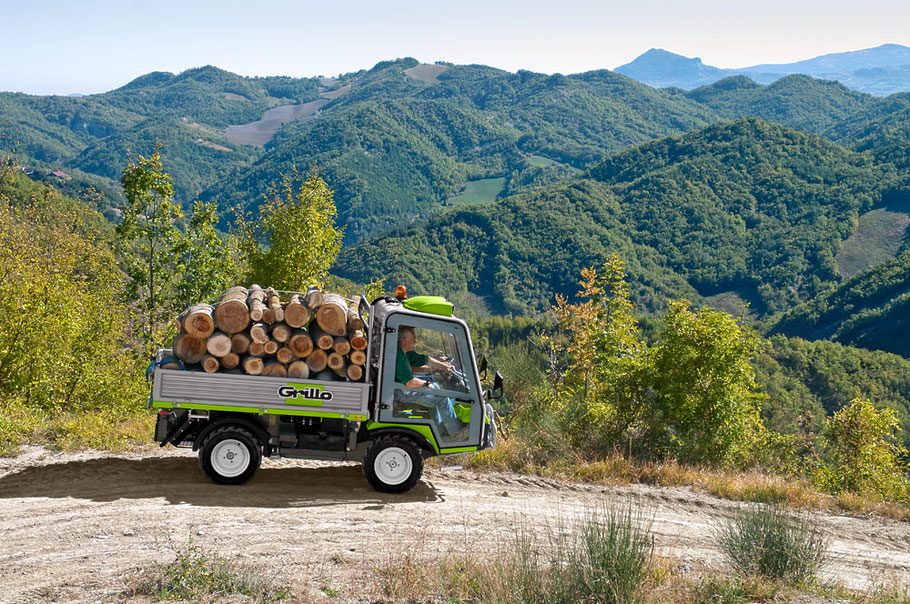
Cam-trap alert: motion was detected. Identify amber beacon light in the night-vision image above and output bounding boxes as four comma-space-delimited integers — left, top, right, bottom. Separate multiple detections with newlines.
394, 285, 408, 300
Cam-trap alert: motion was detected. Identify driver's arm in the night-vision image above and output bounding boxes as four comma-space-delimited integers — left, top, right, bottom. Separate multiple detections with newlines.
406, 376, 430, 388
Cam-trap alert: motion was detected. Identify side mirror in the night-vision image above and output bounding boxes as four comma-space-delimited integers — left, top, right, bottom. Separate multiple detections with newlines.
478, 356, 488, 380
489, 371, 504, 400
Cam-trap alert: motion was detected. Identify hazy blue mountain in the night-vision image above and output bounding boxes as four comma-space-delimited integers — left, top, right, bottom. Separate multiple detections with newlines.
617, 44, 910, 95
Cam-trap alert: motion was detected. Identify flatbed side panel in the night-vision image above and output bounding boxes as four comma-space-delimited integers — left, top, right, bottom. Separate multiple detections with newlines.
152, 370, 369, 418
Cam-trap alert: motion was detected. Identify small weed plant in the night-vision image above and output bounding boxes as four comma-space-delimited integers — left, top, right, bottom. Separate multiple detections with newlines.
131, 537, 289, 602
715, 504, 828, 583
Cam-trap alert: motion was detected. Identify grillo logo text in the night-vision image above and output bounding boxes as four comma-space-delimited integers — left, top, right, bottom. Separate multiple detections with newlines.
278, 385, 334, 401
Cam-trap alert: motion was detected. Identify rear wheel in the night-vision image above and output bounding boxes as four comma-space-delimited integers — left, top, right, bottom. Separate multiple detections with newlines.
362, 436, 424, 493
199, 426, 262, 485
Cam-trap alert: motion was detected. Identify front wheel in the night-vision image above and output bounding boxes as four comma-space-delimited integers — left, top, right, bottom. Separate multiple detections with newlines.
198, 426, 262, 485
362, 436, 424, 493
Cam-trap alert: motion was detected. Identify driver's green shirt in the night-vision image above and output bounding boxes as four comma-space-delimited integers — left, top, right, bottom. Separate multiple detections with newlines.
395, 348, 429, 384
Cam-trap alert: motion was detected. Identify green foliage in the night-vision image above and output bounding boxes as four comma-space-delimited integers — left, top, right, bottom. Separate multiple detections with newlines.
236, 171, 343, 290
644, 300, 764, 465
116, 144, 184, 349
814, 397, 910, 500
714, 504, 828, 583
133, 538, 289, 602
173, 200, 240, 307
0, 170, 146, 452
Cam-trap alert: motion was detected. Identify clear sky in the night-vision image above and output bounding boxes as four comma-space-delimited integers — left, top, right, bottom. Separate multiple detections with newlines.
2, 0, 909, 95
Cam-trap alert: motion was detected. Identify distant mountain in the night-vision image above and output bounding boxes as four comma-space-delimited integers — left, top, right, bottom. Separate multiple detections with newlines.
616, 44, 910, 95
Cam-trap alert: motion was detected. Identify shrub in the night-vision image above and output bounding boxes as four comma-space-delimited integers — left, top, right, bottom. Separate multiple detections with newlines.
715, 504, 828, 583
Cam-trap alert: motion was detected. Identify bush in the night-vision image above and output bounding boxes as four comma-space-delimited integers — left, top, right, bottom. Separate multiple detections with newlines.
715, 504, 828, 583
491, 506, 653, 604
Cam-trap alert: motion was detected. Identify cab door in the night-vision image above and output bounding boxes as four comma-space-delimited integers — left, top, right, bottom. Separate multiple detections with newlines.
378, 313, 482, 449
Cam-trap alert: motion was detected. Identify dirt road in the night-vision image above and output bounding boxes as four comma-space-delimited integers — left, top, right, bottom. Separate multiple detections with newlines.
0, 447, 908, 602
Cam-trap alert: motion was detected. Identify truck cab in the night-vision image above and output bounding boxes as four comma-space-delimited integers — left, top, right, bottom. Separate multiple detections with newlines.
152, 292, 500, 493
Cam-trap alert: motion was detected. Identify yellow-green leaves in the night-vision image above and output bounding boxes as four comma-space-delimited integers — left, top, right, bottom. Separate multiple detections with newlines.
235, 170, 343, 291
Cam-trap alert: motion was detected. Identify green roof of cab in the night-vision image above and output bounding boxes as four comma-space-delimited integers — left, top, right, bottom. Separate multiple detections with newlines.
403, 295, 454, 317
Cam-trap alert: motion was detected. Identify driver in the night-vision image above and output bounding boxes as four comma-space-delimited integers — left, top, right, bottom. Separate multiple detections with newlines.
396, 325, 454, 388
394, 325, 464, 438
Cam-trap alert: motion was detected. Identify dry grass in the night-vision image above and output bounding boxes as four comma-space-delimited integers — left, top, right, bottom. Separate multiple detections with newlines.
465, 437, 910, 521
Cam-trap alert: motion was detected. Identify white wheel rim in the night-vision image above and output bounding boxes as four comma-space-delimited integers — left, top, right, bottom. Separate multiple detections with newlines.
210, 439, 250, 478
374, 447, 412, 486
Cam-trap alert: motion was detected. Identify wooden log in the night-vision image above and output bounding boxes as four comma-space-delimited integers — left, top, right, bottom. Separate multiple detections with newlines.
221, 352, 240, 369
177, 304, 215, 338
346, 364, 364, 382
284, 294, 311, 328
287, 360, 310, 379
270, 322, 291, 343
263, 287, 284, 324
327, 352, 345, 373
247, 285, 266, 322
201, 354, 220, 373
349, 330, 368, 351
288, 329, 314, 358
347, 304, 365, 331
264, 339, 279, 355
309, 325, 335, 350
250, 322, 269, 344
206, 331, 232, 357
306, 286, 324, 310
276, 346, 295, 364
242, 355, 264, 375
262, 361, 287, 377
173, 333, 207, 364
316, 293, 350, 336
231, 332, 251, 354
349, 350, 367, 366
333, 337, 351, 355
214, 287, 251, 334
306, 349, 328, 373
249, 341, 266, 357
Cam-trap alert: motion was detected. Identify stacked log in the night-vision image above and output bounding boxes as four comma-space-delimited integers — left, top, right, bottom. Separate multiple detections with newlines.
169, 286, 367, 382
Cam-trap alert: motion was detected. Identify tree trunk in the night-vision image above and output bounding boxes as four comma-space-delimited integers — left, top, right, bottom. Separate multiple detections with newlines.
288, 329, 314, 358
242, 355, 264, 375
201, 354, 220, 373
332, 337, 351, 355
249, 341, 266, 357
315, 293, 349, 336
221, 352, 240, 369
327, 352, 345, 373
276, 346, 295, 364
349, 350, 367, 366
270, 323, 291, 343
230, 332, 251, 354
349, 330, 367, 351
309, 325, 335, 350
288, 360, 310, 378
205, 331, 232, 357
177, 304, 215, 338
306, 286, 324, 310
214, 287, 251, 334
346, 364, 364, 381
284, 294, 310, 328
250, 322, 269, 344
263, 287, 284, 324
347, 304, 365, 331
173, 333, 207, 364
264, 339, 279, 355
262, 361, 287, 377
247, 285, 266, 321
306, 349, 328, 373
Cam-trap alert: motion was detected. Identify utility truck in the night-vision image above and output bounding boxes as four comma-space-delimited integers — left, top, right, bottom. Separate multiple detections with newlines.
150, 291, 501, 493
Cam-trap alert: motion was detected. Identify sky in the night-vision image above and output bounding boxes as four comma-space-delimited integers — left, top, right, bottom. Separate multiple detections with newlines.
2, 0, 909, 95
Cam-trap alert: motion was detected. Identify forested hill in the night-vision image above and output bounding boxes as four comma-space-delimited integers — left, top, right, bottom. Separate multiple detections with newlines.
4, 58, 910, 244
336, 118, 894, 317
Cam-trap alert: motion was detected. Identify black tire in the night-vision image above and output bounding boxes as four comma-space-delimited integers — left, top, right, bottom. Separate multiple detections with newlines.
362, 435, 424, 494
198, 426, 262, 485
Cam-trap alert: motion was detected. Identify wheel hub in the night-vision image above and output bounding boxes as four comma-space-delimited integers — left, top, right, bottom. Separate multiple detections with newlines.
210, 439, 250, 478
374, 447, 412, 485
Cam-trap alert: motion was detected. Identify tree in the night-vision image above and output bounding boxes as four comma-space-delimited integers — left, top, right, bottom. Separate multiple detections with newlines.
117, 143, 184, 350
174, 200, 240, 308
815, 397, 909, 500
236, 170, 343, 291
